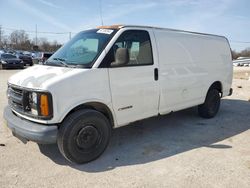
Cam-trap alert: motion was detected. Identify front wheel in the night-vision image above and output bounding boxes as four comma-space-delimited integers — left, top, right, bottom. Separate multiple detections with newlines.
57, 109, 111, 164
198, 89, 221, 118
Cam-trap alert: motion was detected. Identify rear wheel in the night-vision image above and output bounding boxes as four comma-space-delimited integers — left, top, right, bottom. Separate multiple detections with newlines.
198, 89, 221, 118
57, 109, 111, 164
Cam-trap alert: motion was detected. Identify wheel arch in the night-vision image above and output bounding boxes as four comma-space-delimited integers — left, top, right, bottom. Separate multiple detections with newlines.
207, 81, 223, 97
62, 102, 115, 128
208, 81, 223, 96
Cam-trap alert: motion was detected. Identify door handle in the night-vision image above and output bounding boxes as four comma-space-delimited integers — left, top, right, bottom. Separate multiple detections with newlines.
154, 68, 158, 81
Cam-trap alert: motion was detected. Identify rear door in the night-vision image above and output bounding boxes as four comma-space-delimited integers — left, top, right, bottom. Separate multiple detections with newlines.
104, 29, 160, 126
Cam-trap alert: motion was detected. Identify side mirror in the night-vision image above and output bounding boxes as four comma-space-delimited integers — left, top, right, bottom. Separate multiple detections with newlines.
111, 48, 129, 67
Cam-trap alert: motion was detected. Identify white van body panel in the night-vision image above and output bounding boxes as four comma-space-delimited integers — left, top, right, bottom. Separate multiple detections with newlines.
8, 65, 84, 90
106, 28, 160, 126
46, 68, 114, 124
153, 29, 232, 114
108, 65, 159, 126
6, 25, 233, 128
8, 65, 115, 125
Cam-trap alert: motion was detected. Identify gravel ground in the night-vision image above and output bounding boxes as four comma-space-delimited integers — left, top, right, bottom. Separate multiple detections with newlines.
0, 67, 250, 188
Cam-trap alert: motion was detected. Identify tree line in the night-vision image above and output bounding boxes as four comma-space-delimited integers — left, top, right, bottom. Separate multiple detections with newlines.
0, 29, 62, 52
231, 48, 250, 60
0, 29, 250, 57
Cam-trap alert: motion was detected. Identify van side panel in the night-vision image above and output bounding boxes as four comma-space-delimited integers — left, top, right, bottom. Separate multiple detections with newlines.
154, 29, 232, 114
46, 69, 116, 125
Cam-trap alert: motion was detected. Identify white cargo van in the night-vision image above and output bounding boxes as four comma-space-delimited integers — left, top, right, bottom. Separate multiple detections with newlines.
4, 25, 233, 163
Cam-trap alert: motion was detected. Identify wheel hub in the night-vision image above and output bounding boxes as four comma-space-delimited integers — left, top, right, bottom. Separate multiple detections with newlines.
76, 126, 99, 150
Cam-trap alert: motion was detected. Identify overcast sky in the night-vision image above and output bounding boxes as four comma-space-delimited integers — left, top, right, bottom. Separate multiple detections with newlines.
0, 0, 250, 51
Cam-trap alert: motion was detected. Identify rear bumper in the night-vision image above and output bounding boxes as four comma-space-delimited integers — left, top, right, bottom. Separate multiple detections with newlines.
3, 106, 58, 144
22, 60, 33, 65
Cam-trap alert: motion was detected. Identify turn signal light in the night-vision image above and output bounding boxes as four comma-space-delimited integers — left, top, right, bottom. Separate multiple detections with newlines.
40, 94, 49, 116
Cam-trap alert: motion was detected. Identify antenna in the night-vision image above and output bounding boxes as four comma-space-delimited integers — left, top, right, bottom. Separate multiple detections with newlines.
99, 0, 104, 26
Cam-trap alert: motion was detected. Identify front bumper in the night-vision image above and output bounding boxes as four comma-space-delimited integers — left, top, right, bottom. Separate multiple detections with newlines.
2, 63, 24, 69
3, 106, 57, 144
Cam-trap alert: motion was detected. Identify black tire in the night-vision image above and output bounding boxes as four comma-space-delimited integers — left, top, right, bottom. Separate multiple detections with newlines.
198, 89, 221, 118
57, 109, 111, 164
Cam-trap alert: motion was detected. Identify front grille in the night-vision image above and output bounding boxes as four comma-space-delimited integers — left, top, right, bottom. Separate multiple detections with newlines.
8, 86, 29, 113
8, 85, 53, 120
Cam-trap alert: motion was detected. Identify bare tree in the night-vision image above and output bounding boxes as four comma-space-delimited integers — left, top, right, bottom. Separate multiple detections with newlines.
240, 48, 250, 57
9, 30, 29, 50
231, 50, 239, 60
232, 48, 250, 60
38, 37, 50, 51
4, 30, 61, 52
0, 25, 3, 48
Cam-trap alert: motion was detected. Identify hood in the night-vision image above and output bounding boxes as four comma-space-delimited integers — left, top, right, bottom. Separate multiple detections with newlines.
8, 65, 87, 90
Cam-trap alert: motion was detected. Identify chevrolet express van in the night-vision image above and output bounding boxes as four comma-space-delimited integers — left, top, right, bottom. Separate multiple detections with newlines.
4, 25, 233, 163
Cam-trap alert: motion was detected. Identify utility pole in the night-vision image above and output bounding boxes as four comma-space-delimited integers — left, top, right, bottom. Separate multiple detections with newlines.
0, 25, 2, 47
69, 32, 71, 40
99, 0, 104, 26
35, 24, 38, 46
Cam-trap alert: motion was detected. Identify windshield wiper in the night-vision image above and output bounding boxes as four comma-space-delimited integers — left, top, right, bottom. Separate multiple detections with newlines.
45, 57, 76, 68
52, 57, 69, 67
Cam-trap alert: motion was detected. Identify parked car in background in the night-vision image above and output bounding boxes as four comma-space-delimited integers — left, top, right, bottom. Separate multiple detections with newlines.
17, 54, 33, 66
233, 61, 241, 66
237, 56, 250, 60
0, 53, 24, 69
233, 57, 250, 66
41, 52, 54, 63
6, 50, 16, 54
31, 52, 54, 64
31, 52, 43, 64
14, 51, 33, 66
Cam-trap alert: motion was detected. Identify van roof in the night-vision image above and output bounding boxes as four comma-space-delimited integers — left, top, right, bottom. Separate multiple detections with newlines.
97, 24, 227, 39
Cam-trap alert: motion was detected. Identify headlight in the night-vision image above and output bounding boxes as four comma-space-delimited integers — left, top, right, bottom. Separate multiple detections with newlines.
27, 91, 53, 119
1, 60, 7, 64
29, 92, 38, 115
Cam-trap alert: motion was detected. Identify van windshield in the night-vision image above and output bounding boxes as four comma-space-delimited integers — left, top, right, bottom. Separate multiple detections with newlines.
46, 29, 117, 68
